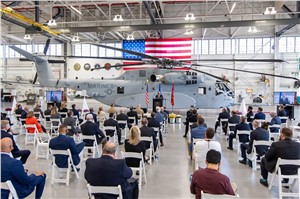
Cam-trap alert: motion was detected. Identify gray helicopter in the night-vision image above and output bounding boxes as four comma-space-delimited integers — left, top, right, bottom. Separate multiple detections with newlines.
9, 42, 296, 109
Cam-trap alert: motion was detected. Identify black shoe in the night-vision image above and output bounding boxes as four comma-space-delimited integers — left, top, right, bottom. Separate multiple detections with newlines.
239, 159, 247, 165
248, 160, 253, 168
260, 179, 268, 187
183, 135, 187, 138
119, 142, 124, 145
136, 171, 140, 175
160, 143, 164, 147
227, 147, 233, 150
71, 167, 80, 172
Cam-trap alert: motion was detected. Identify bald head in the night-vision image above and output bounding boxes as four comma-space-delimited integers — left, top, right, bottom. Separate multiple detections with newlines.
253, 120, 260, 128
1, 120, 10, 130
1, 137, 13, 153
103, 141, 116, 155
270, 112, 276, 118
86, 114, 93, 121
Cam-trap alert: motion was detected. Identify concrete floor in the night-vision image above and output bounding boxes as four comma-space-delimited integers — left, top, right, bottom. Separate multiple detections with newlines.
8, 109, 293, 199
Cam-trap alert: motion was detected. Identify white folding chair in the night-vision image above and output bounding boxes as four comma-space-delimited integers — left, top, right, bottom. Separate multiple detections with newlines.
72, 116, 79, 126
50, 118, 61, 137
1, 180, 19, 199
269, 124, 281, 141
128, 116, 136, 126
268, 158, 300, 199
137, 114, 142, 126
236, 130, 251, 154
36, 132, 51, 159
81, 135, 100, 159
228, 123, 237, 136
44, 115, 51, 131
34, 112, 41, 119
152, 127, 160, 148
140, 136, 154, 165
87, 184, 123, 199
103, 126, 117, 144
247, 140, 272, 171
121, 151, 147, 190
24, 124, 38, 146
117, 120, 128, 140
201, 190, 239, 198
279, 116, 288, 125
292, 126, 300, 139
50, 149, 79, 186
15, 114, 22, 126
19, 118, 27, 133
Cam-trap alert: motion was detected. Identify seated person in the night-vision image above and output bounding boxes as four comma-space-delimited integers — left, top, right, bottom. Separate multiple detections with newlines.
134, 104, 144, 116
190, 149, 235, 198
227, 116, 250, 150
107, 103, 117, 115
160, 107, 168, 121
44, 104, 53, 121
50, 106, 62, 126
104, 113, 123, 145
127, 106, 138, 127
226, 110, 240, 135
33, 104, 44, 119
239, 120, 269, 165
116, 108, 129, 129
62, 110, 78, 136
85, 141, 139, 199
260, 128, 300, 187
59, 102, 68, 118
125, 126, 147, 167
278, 105, 288, 123
214, 108, 230, 134
49, 125, 85, 169
148, 112, 164, 147
1, 120, 31, 164
140, 118, 158, 152
20, 106, 29, 124
246, 106, 254, 123
72, 104, 83, 123
87, 107, 98, 126
81, 114, 106, 146
194, 128, 221, 169
25, 111, 46, 133
190, 117, 207, 154
267, 112, 282, 133
1, 137, 46, 199
190, 115, 208, 129
154, 106, 164, 123
254, 107, 266, 120
15, 104, 23, 116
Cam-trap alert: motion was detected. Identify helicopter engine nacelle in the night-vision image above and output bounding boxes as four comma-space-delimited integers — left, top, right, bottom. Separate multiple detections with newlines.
150, 74, 164, 82
162, 72, 186, 85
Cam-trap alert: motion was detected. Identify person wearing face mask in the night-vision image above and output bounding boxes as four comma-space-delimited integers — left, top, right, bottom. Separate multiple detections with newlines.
239, 120, 270, 166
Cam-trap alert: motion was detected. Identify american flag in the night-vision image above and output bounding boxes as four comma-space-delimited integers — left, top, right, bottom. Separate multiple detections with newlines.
145, 82, 149, 107
122, 38, 192, 70
171, 82, 175, 107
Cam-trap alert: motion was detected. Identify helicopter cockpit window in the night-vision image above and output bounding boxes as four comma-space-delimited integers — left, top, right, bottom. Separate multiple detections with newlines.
223, 84, 234, 97
117, 87, 124, 94
198, 87, 206, 95
186, 71, 197, 85
215, 83, 225, 95
139, 70, 146, 77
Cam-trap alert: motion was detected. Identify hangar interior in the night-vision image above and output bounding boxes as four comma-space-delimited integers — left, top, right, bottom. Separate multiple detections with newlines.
0, 1, 300, 199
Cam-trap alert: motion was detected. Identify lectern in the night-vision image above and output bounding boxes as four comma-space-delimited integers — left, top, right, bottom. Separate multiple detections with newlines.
153, 98, 163, 112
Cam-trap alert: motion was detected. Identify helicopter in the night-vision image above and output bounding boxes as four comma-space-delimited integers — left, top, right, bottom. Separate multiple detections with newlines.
8, 40, 297, 109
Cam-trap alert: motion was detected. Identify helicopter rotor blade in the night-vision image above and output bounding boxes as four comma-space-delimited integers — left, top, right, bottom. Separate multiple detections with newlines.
32, 73, 38, 84
91, 62, 146, 71
88, 43, 159, 60
189, 67, 230, 83
192, 64, 299, 81
181, 59, 288, 63
43, 38, 51, 55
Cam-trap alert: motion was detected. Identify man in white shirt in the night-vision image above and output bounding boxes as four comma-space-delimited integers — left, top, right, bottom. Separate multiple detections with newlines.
194, 128, 221, 169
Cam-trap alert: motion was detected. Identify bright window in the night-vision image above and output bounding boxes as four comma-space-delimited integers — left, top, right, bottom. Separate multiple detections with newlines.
202, 40, 208, 55
286, 37, 295, 53
262, 38, 271, 53
224, 39, 231, 54
209, 40, 216, 54
279, 37, 287, 53
216, 40, 223, 54
239, 39, 246, 54
247, 38, 254, 54
115, 43, 122, 57
296, 37, 300, 52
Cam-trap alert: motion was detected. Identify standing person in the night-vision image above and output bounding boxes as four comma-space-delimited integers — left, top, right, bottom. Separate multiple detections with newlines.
260, 128, 300, 187
190, 149, 235, 198
85, 141, 139, 199
108, 103, 117, 115
184, 106, 194, 138
103, 113, 123, 145
155, 91, 163, 99
1, 137, 46, 199
49, 125, 85, 169
1, 120, 31, 164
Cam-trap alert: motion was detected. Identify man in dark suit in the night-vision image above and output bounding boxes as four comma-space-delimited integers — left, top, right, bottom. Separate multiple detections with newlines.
260, 128, 300, 187
1, 120, 31, 164
116, 108, 129, 129
155, 91, 163, 99
279, 93, 290, 104
85, 141, 139, 199
72, 104, 83, 123
227, 116, 250, 150
214, 108, 230, 134
49, 125, 85, 169
140, 118, 158, 152
246, 106, 254, 123
254, 107, 266, 120
87, 107, 98, 126
278, 105, 287, 123
184, 108, 198, 138
127, 106, 138, 127
267, 112, 282, 133
104, 113, 123, 145
148, 112, 164, 147
63, 110, 78, 136
20, 106, 29, 124
239, 120, 269, 165
226, 110, 240, 135
1, 137, 46, 199
44, 104, 53, 121
15, 104, 23, 115
81, 114, 106, 146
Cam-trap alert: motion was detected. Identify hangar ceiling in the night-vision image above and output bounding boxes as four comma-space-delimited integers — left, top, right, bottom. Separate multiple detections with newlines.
0, 1, 300, 44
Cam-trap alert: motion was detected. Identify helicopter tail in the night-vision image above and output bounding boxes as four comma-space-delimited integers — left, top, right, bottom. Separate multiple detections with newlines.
9, 45, 57, 87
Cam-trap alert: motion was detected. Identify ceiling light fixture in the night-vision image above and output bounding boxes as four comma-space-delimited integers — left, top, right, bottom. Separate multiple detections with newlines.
47, 19, 57, 26
113, 15, 124, 22
72, 34, 80, 42
24, 34, 31, 40
184, 29, 194, 35
184, 13, 195, 21
70, 5, 82, 15
264, 7, 276, 15
230, 3, 236, 14
248, 26, 258, 33
126, 34, 134, 40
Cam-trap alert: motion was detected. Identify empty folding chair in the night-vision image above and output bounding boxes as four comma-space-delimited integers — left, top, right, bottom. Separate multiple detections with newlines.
140, 136, 154, 165
50, 118, 61, 137
36, 132, 51, 159
87, 184, 123, 199
19, 118, 27, 133
81, 135, 100, 159
103, 126, 117, 144
24, 124, 38, 146
1, 180, 19, 199
236, 130, 251, 154
50, 149, 79, 186
121, 151, 147, 189
268, 158, 300, 199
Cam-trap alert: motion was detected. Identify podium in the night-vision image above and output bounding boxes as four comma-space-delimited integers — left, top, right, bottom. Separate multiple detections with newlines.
153, 98, 163, 112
